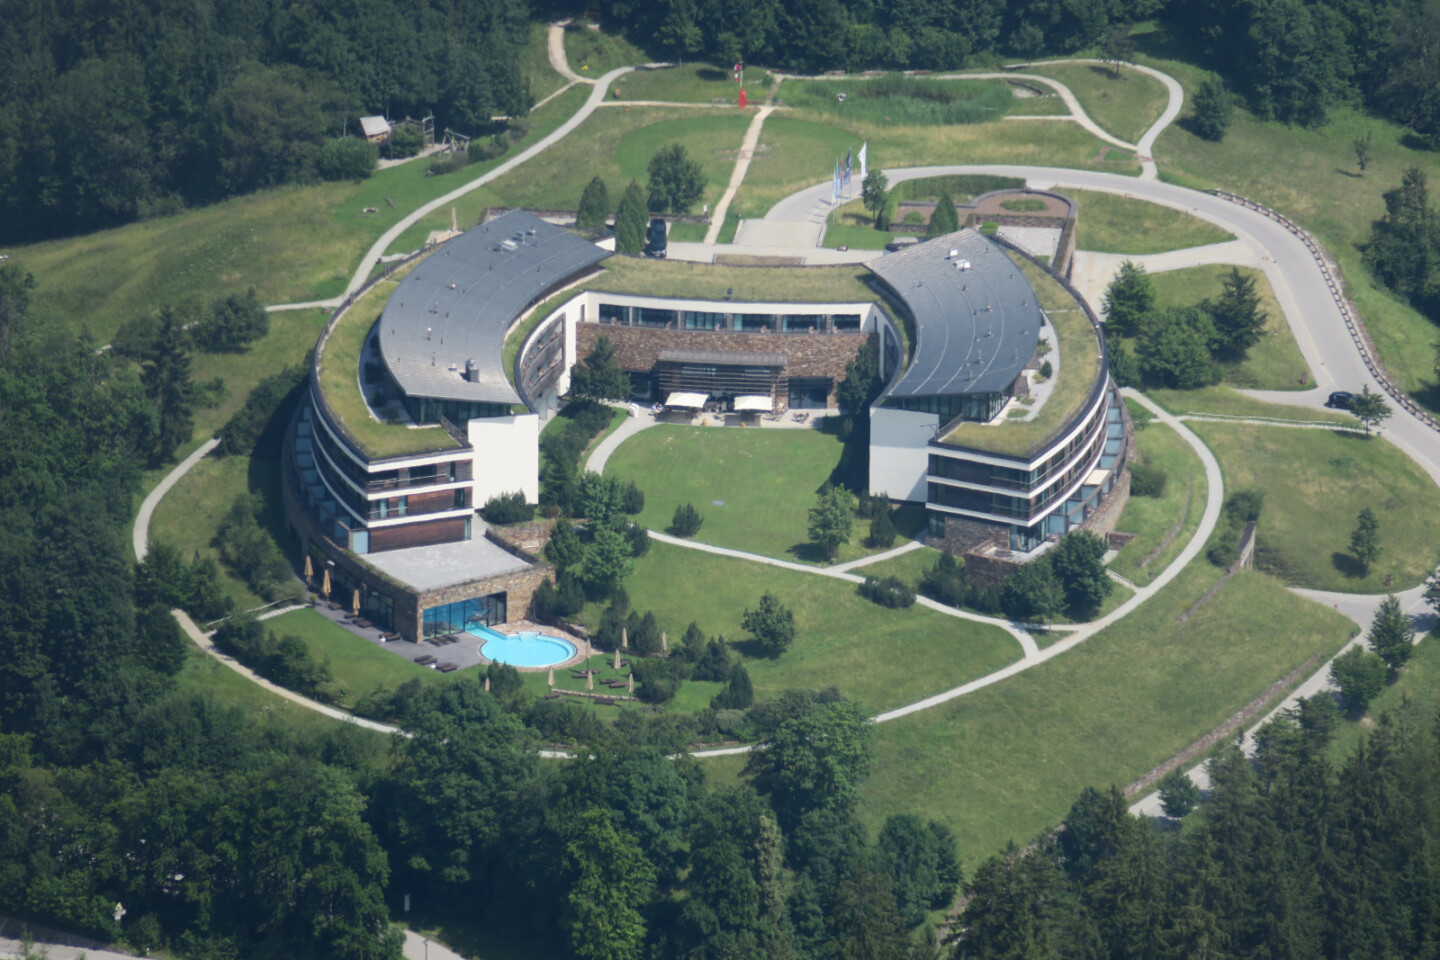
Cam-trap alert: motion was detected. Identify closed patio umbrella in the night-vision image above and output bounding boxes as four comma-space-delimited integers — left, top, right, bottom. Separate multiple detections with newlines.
627, 673, 634, 695
352, 589, 361, 617
621, 627, 628, 650
586, 671, 593, 691
547, 667, 554, 688
661, 631, 667, 653
321, 568, 331, 599
303, 555, 313, 586
613, 648, 621, 671
484, 675, 491, 693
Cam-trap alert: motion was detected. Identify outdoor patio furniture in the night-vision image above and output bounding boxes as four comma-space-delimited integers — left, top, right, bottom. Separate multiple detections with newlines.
438, 662, 458, 673
414, 655, 437, 665
595, 697, 617, 705
355, 618, 372, 628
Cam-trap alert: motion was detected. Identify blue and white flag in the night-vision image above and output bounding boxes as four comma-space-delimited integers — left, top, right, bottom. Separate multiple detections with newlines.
844, 150, 852, 188
833, 161, 840, 201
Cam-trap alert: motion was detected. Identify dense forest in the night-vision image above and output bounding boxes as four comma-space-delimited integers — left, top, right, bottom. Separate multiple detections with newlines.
0, 0, 533, 243
953, 702, 1440, 960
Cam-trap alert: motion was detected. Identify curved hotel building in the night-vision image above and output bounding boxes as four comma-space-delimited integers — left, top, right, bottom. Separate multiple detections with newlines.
285, 210, 1128, 639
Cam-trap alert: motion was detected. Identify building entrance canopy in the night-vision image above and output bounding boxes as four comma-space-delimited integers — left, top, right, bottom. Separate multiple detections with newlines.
665, 391, 709, 409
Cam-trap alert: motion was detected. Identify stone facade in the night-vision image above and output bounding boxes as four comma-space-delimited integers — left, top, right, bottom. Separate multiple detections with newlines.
576, 323, 875, 405
1077, 466, 1131, 541
411, 565, 551, 639
938, 515, 1007, 556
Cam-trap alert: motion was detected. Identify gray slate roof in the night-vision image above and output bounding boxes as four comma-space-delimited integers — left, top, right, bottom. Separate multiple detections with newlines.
868, 229, 1043, 397
379, 211, 611, 406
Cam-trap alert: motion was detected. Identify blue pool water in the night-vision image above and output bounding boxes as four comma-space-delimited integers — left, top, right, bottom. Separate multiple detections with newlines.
469, 626, 577, 668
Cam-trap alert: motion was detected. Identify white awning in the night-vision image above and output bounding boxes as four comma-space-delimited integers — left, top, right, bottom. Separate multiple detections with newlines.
733, 395, 773, 412
359, 115, 391, 138
1086, 468, 1110, 486
665, 391, 708, 409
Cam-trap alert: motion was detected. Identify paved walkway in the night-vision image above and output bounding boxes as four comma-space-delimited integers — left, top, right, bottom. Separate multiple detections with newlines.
705, 106, 776, 244
548, 21, 592, 84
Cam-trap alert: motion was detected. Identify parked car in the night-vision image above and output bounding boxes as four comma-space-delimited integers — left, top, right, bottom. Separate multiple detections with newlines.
643, 218, 668, 258
1327, 391, 1356, 409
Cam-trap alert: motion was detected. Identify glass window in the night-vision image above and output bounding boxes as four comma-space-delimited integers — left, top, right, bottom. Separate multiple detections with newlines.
738, 313, 773, 331
636, 306, 677, 328
684, 311, 724, 330
782, 314, 821, 333
598, 302, 628, 324
833, 314, 862, 331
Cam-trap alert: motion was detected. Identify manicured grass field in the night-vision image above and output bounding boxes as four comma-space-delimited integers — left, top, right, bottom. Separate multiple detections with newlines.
604, 425, 848, 562
1108, 420, 1208, 587
1147, 385, 1354, 423
943, 256, 1099, 456
1025, 62, 1169, 145
574, 542, 1023, 713
266, 608, 452, 706
583, 255, 877, 304
848, 545, 944, 589
1066, 188, 1234, 254
781, 77, 1015, 126
1191, 422, 1440, 591
859, 562, 1352, 867
613, 63, 773, 104
1148, 264, 1312, 389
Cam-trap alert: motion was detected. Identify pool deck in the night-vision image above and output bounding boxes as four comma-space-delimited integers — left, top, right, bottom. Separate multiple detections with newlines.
308, 602, 586, 673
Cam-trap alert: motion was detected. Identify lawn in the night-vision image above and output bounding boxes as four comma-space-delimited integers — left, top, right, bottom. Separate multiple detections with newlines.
313, 274, 461, 459
522, 22, 569, 102
574, 542, 1023, 713
584, 255, 877, 303
1146, 385, 1355, 424
859, 561, 1353, 867
604, 425, 847, 562
1190, 422, 1440, 591
1148, 264, 1311, 389
1065, 188, 1234, 254
477, 107, 750, 222
149, 451, 286, 612
942, 255, 1100, 457
16, 87, 594, 343
562, 23, 647, 76
1025, 62, 1170, 145
266, 608, 454, 706
780, 76, 1015, 125
1108, 420, 1208, 587
613, 63, 773, 104
731, 114, 1136, 221
852, 546, 945, 589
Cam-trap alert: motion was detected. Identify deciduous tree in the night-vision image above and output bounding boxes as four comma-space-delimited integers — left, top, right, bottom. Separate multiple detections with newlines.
742, 592, 796, 657
1329, 646, 1387, 712
862, 169, 890, 227
1190, 78, 1234, 141
1049, 530, 1113, 614
808, 486, 858, 559
566, 808, 655, 960
1350, 386, 1391, 436
646, 143, 705, 214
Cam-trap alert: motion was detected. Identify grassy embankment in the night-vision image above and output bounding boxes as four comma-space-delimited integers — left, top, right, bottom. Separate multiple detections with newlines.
1025, 62, 1170, 145
1190, 422, 1440, 592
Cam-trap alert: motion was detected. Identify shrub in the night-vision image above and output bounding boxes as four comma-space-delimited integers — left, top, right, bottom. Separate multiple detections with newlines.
1226, 488, 1265, 524
1207, 536, 1239, 569
427, 151, 471, 176
482, 491, 534, 524
1000, 560, 1064, 622
1039, 359, 1053, 379
196, 288, 269, 353
631, 658, 681, 704
216, 363, 306, 456
711, 664, 754, 710
216, 494, 296, 602
1130, 461, 1168, 497
858, 576, 916, 608
621, 480, 645, 514
388, 124, 423, 158
213, 617, 332, 700
690, 637, 733, 682
625, 521, 651, 558
1329, 646, 1387, 713
316, 137, 377, 180
626, 609, 662, 655
671, 503, 704, 537
485, 661, 524, 698
867, 509, 897, 549
1159, 768, 1201, 818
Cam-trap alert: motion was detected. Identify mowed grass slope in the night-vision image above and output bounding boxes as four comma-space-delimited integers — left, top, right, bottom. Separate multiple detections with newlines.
1191, 422, 1440, 591
16, 87, 593, 342
1149, 264, 1312, 390
266, 608, 452, 707
1108, 420, 1207, 587
1026, 62, 1169, 145
604, 426, 842, 561
574, 542, 1022, 713
860, 562, 1353, 867
1067, 188, 1234, 254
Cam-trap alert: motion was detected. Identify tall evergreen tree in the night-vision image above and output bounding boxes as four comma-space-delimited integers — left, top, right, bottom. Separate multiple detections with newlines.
1367, 593, 1414, 673
1208, 267, 1268, 361
615, 180, 648, 254
926, 188, 960, 237
1101, 260, 1155, 337
576, 176, 611, 232
141, 306, 196, 463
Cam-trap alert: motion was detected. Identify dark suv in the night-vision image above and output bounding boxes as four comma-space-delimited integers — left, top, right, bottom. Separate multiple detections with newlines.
643, 218, 668, 258
1326, 391, 1355, 409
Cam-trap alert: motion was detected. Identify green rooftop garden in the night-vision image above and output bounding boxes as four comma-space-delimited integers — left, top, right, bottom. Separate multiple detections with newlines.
940, 253, 1101, 458
314, 272, 463, 460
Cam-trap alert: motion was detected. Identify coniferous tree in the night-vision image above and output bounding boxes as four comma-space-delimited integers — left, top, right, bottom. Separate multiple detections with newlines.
142, 306, 197, 463
1101, 260, 1155, 337
926, 188, 960, 237
615, 180, 647, 254
1367, 593, 1414, 674
1208, 268, 1268, 361
1350, 506, 1382, 571
1190, 78, 1234, 141
576, 176, 610, 232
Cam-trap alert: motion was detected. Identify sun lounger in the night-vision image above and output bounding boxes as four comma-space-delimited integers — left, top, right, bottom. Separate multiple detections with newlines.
437, 662, 458, 673
595, 697, 617, 705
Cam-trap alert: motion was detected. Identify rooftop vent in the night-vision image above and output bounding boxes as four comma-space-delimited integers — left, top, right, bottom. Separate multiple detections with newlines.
464, 359, 480, 382
500, 239, 518, 252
